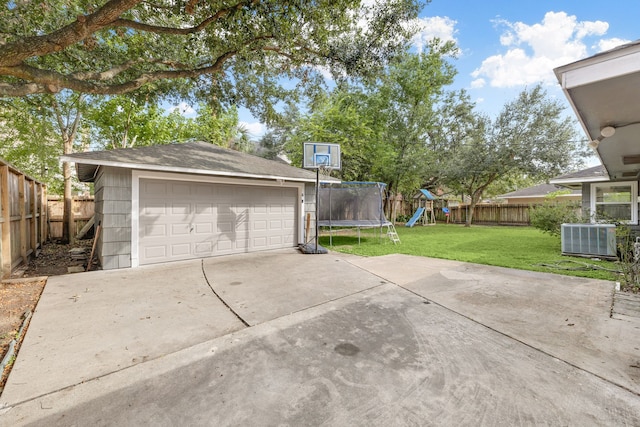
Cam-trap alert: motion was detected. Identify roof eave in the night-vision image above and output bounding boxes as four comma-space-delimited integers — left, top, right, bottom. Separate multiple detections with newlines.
63, 157, 323, 184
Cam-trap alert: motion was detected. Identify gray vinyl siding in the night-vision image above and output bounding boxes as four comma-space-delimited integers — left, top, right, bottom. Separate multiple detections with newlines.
581, 183, 590, 218
94, 166, 132, 270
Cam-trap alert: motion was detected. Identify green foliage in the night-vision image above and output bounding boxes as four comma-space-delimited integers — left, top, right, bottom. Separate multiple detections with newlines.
85, 98, 249, 151
436, 85, 584, 226
0, 0, 423, 124
0, 93, 89, 194
614, 224, 640, 292
529, 202, 581, 237
321, 224, 617, 281
268, 44, 459, 191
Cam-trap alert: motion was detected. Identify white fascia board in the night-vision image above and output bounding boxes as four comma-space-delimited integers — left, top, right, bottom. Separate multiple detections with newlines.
59, 156, 319, 183
549, 176, 609, 185
558, 50, 640, 89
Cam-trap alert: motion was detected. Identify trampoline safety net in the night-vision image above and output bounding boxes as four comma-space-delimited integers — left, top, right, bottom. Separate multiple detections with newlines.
318, 182, 391, 227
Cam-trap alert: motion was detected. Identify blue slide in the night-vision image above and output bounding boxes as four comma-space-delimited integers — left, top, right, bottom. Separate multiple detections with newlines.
405, 207, 425, 227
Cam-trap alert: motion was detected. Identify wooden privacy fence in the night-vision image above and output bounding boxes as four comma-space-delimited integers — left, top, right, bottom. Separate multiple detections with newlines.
445, 204, 533, 225
0, 160, 47, 279
47, 196, 95, 240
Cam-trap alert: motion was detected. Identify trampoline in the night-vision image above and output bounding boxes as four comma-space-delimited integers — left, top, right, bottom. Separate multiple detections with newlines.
318, 182, 399, 244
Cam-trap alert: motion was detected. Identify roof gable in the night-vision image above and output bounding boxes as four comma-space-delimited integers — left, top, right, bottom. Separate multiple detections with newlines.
62, 141, 327, 183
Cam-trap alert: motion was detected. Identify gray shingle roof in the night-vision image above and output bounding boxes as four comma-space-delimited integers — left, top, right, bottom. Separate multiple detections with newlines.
498, 183, 581, 199
61, 141, 332, 183
552, 165, 607, 180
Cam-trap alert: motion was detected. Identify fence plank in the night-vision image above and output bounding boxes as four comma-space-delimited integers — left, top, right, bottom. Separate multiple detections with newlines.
0, 160, 46, 278
18, 174, 27, 265
0, 166, 10, 278
47, 196, 95, 240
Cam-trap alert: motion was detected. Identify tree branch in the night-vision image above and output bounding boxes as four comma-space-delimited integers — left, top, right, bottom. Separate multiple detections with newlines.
111, 0, 258, 35
0, 52, 236, 96
0, 0, 142, 67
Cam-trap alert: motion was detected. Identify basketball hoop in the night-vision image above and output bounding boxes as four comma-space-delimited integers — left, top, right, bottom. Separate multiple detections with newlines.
318, 164, 334, 182
301, 142, 341, 255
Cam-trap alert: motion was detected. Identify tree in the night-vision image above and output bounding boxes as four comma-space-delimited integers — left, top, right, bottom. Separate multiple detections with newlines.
0, 93, 89, 243
272, 43, 458, 198
0, 0, 423, 123
367, 44, 457, 202
85, 97, 186, 149
0, 98, 62, 192
439, 85, 583, 227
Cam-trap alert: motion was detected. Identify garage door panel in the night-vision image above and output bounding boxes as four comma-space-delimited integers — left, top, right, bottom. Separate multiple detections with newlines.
145, 224, 167, 237
195, 223, 213, 234
194, 241, 213, 254
171, 224, 190, 235
139, 179, 297, 265
170, 203, 190, 214
142, 202, 166, 215
144, 245, 166, 260
171, 243, 190, 256
171, 182, 192, 195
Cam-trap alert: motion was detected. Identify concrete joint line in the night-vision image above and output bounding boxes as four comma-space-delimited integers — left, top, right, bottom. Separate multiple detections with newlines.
200, 260, 250, 327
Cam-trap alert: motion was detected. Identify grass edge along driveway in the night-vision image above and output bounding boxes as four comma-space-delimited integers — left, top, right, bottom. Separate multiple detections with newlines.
320, 224, 618, 282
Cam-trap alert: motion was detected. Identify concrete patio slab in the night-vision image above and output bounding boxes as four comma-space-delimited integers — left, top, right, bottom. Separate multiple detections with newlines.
201, 249, 388, 325
348, 254, 640, 395
1, 251, 640, 426
0, 259, 246, 406
3, 284, 639, 426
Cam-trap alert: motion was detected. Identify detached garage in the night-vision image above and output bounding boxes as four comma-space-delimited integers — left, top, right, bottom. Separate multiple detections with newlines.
62, 142, 324, 270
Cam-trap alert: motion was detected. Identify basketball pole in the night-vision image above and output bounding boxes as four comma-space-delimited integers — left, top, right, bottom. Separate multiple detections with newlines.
315, 167, 319, 254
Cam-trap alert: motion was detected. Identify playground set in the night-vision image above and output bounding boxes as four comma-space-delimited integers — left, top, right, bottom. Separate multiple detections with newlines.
405, 189, 437, 227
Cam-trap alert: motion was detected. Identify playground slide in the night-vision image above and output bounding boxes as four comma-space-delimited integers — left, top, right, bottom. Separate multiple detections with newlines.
405, 207, 425, 227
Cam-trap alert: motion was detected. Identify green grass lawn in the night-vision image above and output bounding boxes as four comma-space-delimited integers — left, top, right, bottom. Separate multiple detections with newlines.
319, 224, 619, 281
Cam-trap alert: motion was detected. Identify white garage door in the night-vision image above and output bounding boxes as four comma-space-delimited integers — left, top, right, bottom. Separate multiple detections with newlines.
138, 179, 297, 265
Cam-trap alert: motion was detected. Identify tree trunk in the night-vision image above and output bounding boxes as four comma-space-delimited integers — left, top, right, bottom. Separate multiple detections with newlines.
53, 94, 84, 244
62, 160, 73, 244
465, 191, 483, 227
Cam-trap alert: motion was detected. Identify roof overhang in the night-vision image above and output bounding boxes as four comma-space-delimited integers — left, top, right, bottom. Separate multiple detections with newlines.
549, 175, 610, 190
554, 40, 640, 181
61, 156, 326, 184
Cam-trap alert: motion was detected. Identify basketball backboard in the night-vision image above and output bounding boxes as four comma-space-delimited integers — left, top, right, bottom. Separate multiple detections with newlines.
303, 142, 341, 170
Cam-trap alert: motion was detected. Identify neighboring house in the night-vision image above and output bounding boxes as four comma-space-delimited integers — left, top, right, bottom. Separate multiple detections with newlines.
497, 183, 581, 205
554, 40, 640, 226
62, 141, 332, 270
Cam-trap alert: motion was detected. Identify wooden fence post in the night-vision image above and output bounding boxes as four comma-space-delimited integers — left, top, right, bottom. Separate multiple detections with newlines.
18, 174, 27, 265
0, 166, 11, 278
30, 179, 37, 256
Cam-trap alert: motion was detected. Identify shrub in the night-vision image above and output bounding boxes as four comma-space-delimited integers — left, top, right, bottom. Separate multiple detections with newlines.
530, 202, 580, 237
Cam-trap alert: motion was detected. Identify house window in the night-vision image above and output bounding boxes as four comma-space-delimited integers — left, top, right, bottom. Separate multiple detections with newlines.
590, 181, 638, 224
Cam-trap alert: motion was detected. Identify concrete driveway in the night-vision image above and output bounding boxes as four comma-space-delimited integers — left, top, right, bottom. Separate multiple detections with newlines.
1, 250, 639, 425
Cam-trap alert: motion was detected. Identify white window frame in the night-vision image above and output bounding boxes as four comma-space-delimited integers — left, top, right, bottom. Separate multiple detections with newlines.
590, 181, 638, 224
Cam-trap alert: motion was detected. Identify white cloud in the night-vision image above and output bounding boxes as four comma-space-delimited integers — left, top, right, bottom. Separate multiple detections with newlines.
240, 121, 266, 138
167, 102, 196, 117
596, 37, 632, 52
470, 78, 486, 89
411, 16, 458, 52
472, 11, 613, 88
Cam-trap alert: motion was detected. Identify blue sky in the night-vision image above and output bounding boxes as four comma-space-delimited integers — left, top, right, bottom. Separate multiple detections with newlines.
177, 1, 639, 139
418, 0, 638, 118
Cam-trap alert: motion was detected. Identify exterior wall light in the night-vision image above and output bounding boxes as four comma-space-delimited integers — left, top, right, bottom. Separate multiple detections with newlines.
600, 126, 616, 138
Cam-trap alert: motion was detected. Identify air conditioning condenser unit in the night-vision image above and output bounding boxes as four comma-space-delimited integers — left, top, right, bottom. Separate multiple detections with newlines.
561, 224, 616, 258
561, 223, 617, 258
